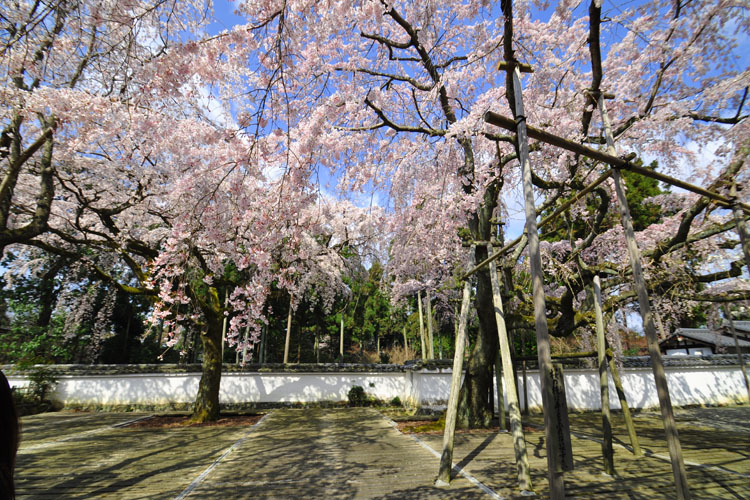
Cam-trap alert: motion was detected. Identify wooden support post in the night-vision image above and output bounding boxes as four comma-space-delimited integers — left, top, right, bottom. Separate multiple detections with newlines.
316, 331, 321, 363
454, 304, 459, 338
239, 323, 250, 364
283, 297, 293, 364
520, 333, 528, 416
426, 288, 435, 360
437, 329, 442, 359
724, 305, 750, 402
259, 324, 266, 364
262, 323, 268, 363
731, 182, 750, 276
340, 314, 345, 362
521, 359, 528, 416
418, 290, 427, 360
512, 66, 565, 497
403, 324, 408, 351
654, 311, 669, 340
221, 289, 228, 362
551, 363, 574, 472
593, 275, 615, 475
495, 360, 506, 430
606, 352, 642, 456
599, 95, 690, 499
489, 244, 532, 491
436, 250, 474, 486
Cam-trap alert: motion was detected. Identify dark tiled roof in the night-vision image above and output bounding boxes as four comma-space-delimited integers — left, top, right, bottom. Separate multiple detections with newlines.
623, 354, 750, 368
671, 328, 750, 348
725, 320, 750, 334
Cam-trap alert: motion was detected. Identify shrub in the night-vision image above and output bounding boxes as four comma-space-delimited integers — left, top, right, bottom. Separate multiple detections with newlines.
390, 396, 402, 407
347, 385, 367, 406
12, 367, 60, 416
28, 367, 58, 401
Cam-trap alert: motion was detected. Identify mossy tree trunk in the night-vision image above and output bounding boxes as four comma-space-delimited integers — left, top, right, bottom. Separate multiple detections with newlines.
187, 274, 225, 423
192, 311, 223, 422
457, 245, 500, 428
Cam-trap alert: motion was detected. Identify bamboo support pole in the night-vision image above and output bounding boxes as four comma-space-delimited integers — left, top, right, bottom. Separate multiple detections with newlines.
436, 250, 474, 486
426, 288, 435, 359
724, 305, 750, 402
605, 351, 642, 456
283, 297, 293, 364
599, 95, 690, 499
512, 66, 565, 497
418, 290, 427, 359
489, 244, 532, 490
483, 111, 750, 214
593, 275, 615, 475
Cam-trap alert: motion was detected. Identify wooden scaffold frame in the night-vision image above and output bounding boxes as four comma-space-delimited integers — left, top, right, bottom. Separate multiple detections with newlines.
436, 1, 750, 499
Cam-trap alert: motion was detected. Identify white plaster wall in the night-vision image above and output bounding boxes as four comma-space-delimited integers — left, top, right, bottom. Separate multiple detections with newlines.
8, 365, 748, 409
218, 372, 411, 404
410, 370, 453, 405
501, 365, 749, 411
55, 374, 200, 405
15, 371, 416, 406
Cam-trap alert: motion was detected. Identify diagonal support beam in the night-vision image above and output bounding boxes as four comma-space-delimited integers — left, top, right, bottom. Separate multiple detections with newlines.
598, 95, 691, 500
483, 111, 750, 214
436, 249, 474, 486
489, 243, 532, 492
511, 66, 566, 499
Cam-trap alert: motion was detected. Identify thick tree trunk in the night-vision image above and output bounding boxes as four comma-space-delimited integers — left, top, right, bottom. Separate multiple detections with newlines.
192, 314, 223, 422
457, 246, 499, 428
36, 257, 68, 328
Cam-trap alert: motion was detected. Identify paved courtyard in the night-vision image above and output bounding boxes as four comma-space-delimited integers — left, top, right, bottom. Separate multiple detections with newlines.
15, 406, 750, 499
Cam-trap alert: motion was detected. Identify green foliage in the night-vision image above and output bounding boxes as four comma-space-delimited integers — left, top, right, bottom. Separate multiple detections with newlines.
340, 261, 402, 356
411, 414, 446, 433
11, 366, 60, 416
0, 304, 83, 365
347, 385, 367, 406
542, 160, 670, 242
0, 250, 162, 366
390, 396, 402, 407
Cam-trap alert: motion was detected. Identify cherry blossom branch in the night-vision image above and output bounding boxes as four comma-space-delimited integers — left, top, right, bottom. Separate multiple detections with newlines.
336, 66, 434, 91
363, 95, 444, 136
25, 238, 155, 296
651, 147, 749, 262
